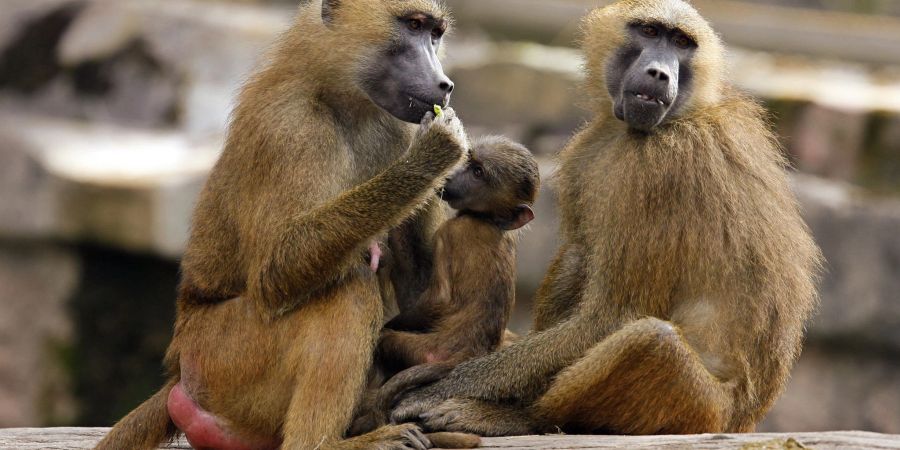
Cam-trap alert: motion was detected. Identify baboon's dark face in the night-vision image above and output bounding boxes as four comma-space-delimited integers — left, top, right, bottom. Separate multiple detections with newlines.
442, 151, 494, 213
606, 22, 697, 131
360, 12, 454, 123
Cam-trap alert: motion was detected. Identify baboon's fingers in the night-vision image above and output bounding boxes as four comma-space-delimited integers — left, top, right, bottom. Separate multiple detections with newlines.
425, 432, 481, 449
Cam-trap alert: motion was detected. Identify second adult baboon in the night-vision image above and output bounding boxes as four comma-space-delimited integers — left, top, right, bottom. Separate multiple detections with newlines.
95, 1, 467, 449
394, 0, 821, 436
350, 137, 539, 440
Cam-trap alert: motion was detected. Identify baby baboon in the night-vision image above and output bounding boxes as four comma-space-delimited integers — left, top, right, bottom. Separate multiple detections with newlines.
394, 0, 822, 436
95, 1, 468, 450
350, 137, 539, 442
380, 136, 539, 372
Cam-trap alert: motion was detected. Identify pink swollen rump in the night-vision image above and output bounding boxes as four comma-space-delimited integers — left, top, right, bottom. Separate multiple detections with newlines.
167, 382, 280, 450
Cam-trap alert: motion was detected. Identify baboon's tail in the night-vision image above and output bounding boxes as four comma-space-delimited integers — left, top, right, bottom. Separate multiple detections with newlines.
94, 379, 177, 450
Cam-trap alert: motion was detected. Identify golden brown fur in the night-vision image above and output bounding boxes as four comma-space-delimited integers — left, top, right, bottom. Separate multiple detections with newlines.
392, 0, 821, 436
96, 1, 467, 449
379, 137, 540, 374
379, 215, 520, 370
350, 137, 539, 445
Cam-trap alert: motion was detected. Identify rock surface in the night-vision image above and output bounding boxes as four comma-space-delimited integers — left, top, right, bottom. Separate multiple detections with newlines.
1, 428, 899, 450
482, 431, 899, 449
0, 245, 79, 427
761, 346, 900, 433
0, 0, 289, 134
793, 175, 900, 352
0, 113, 219, 257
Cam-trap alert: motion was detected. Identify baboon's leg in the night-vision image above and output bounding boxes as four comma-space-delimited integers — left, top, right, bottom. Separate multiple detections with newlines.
534, 317, 732, 435
278, 278, 429, 449
378, 330, 432, 369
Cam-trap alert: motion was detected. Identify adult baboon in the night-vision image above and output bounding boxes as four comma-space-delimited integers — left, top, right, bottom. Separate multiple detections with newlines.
95, 1, 467, 449
394, 0, 821, 436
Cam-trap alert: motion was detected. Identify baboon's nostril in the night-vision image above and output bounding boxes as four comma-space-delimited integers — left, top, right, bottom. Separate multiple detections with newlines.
647, 68, 670, 82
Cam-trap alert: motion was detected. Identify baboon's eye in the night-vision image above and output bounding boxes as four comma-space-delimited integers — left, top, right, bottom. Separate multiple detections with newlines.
431, 27, 444, 40
473, 166, 485, 179
408, 18, 424, 31
641, 25, 658, 37
673, 34, 693, 48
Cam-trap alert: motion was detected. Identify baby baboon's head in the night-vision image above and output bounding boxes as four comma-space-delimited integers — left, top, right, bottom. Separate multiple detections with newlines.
443, 136, 540, 230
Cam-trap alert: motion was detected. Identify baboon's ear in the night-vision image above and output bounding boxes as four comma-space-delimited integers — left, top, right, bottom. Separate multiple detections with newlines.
503, 205, 535, 231
322, 0, 340, 25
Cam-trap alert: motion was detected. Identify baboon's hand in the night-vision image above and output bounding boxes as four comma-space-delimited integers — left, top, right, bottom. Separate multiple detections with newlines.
419, 399, 534, 436
368, 423, 432, 450
390, 382, 449, 424
409, 107, 468, 174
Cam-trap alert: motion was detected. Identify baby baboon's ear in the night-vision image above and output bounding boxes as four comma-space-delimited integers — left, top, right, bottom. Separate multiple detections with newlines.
322, 0, 340, 25
503, 205, 535, 231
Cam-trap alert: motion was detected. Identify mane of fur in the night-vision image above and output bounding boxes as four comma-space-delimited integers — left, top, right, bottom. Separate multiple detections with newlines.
560, 92, 819, 316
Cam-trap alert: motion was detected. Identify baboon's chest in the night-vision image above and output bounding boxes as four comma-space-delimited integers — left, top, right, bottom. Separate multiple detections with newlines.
342, 121, 412, 184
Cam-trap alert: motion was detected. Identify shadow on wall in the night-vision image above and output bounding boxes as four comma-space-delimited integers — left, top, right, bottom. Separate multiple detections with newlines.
65, 247, 177, 427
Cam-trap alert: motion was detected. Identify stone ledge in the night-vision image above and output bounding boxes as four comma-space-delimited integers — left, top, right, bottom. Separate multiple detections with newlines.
1, 428, 898, 450
0, 113, 221, 257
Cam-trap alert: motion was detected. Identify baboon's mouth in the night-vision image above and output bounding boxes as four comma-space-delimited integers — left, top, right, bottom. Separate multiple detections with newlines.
404, 94, 446, 111
397, 94, 435, 122
630, 91, 667, 106
406, 95, 430, 108
440, 187, 461, 202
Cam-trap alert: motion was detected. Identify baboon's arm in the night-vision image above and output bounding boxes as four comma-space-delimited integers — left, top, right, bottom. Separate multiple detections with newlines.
387, 196, 447, 313
386, 232, 453, 331
532, 245, 586, 331
248, 127, 464, 317
393, 306, 614, 419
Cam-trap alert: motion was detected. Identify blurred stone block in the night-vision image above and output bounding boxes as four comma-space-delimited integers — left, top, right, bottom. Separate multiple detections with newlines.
0, 0, 291, 134
446, 42, 587, 156
510, 157, 560, 332
0, 0, 74, 49
760, 346, 900, 433
790, 105, 867, 180
0, 243, 79, 427
515, 158, 560, 291
793, 175, 900, 352
0, 113, 220, 257
0, 0, 181, 129
859, 112, 900, 193
0, 134, 61, 238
